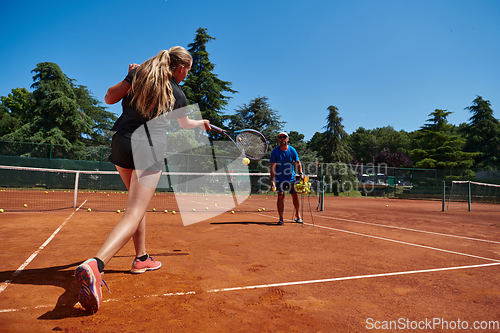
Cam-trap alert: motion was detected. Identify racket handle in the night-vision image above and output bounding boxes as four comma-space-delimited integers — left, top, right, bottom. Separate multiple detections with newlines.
209, 124, 224, 133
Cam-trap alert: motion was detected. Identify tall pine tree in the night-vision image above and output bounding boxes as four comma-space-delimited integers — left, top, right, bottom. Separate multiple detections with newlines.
322, 105, 351, 163
1, 62, 116, 146
461, 96, 500, 169
182, 28, 236, 130
411, 109, 476, 169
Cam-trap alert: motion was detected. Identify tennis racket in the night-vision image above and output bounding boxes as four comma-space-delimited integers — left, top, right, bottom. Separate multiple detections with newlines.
210, 124, 268, 160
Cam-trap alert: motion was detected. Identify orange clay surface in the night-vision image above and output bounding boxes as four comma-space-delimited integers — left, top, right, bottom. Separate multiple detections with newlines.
1, 196, 500, 332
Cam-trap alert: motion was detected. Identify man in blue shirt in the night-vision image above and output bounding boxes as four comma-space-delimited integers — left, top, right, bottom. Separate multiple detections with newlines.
270, 132, 304, 225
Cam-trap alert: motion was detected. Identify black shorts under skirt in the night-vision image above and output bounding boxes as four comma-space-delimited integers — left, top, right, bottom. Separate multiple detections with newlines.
109, 132, 135, 169
109, 131, 166, 172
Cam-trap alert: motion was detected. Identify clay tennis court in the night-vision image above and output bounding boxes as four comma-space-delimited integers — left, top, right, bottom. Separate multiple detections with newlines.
1, 195, 500, 332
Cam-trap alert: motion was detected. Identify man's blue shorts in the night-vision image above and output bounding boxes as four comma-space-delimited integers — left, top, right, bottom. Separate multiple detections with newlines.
275, 180, 297, 194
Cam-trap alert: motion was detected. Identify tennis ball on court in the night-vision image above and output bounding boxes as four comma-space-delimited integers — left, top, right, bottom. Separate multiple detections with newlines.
117, 209, 120, 213
206, 207, 209, 210
164, 210, 168, 213
242, 157, 250, 165
231, 211, 235, 214
386, 205, 389, 207
172, 211, 176, 214
23, 204, 27, 207
262, 208, 266, 211
258, 209, 261, 212
87, 208, 92, 212
214, 203, 217, 206
45, 191, 48, 194
192, 208, 196, 211
0, 209, 4, 213
152, 208, 156, 211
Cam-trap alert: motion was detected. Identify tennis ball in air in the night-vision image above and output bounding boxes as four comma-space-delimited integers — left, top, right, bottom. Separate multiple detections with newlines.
87, 208, 92, 212
206, 207, 209, 210
0, 209, 4, 213
242, 157, 250, 165
386, 205, 389, 207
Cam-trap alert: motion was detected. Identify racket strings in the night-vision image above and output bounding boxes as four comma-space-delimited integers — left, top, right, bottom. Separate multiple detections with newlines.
236, 132, 267, 159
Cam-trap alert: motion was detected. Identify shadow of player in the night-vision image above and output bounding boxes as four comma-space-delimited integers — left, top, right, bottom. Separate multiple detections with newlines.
0, 252, 190, 320
0, 262, 87, 319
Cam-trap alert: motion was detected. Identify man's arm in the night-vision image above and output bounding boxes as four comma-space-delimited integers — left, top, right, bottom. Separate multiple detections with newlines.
295, 160, 304, 180
270, 163, 276, 190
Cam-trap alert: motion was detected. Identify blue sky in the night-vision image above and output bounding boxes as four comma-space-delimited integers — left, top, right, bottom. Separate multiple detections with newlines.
1, 0, 499, 141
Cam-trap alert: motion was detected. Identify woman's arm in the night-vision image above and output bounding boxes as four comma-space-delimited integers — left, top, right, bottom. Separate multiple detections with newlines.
104, 64, 139, 105
104, 80, 131, 105
177, 116, 210, 130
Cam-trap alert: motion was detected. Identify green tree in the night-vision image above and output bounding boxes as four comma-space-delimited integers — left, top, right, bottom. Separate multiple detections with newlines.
307, 131, 326, 158
1, 62, 116, 146
347, 127, 377, 164
227, 96, 285, 172
321, 106, 354, 195
411, 109, 476, 169
182, 28, 236, 130
70, 83, 116, 145
461, 96, 500, 169
322, 105, 351, 163
347, 126, 411, 164
0, 87, 34, 137
287, 130, 317, 164
228, 96, 285, 144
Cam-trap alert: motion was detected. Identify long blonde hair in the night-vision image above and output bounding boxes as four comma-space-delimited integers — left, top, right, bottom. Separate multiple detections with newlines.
130, 46, 192, 119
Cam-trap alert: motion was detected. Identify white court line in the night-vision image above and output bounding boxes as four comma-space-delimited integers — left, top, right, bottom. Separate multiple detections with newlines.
109, 262, 500, 300
307, 222, 500, 263
0, 201, 86, 294
251, 210, 500, 263
2, 263, 499, 313
316, 214, 500, 245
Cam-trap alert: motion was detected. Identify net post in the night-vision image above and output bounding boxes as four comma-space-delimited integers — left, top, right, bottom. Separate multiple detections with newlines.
468, 180, 471, 212
442, 180, 446, 211
320, 175, 325, 211
74, 171, 80, 208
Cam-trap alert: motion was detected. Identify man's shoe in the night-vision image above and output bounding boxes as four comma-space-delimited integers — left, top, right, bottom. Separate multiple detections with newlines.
294, 218, 303, 224
277, 220, 284, 226
131, 255, 162, 274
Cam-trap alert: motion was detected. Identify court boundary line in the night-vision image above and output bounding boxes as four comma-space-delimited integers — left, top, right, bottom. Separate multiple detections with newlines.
253, 210, 500, 263
0, 201, 86, 294
3, 262, 498, 313
315, 213, 500, 245
307, 222, 500, 263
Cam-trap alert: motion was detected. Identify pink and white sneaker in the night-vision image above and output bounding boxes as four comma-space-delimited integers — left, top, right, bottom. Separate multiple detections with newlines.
131, 256, 162, 274
75, 258, 109, 313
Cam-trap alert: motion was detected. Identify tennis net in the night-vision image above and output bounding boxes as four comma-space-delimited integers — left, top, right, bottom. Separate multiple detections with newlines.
447, 180, 500, 211
0, 165, 319, 213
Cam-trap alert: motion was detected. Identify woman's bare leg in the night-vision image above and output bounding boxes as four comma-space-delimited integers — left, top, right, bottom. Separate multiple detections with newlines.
95, 167, 160, 265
